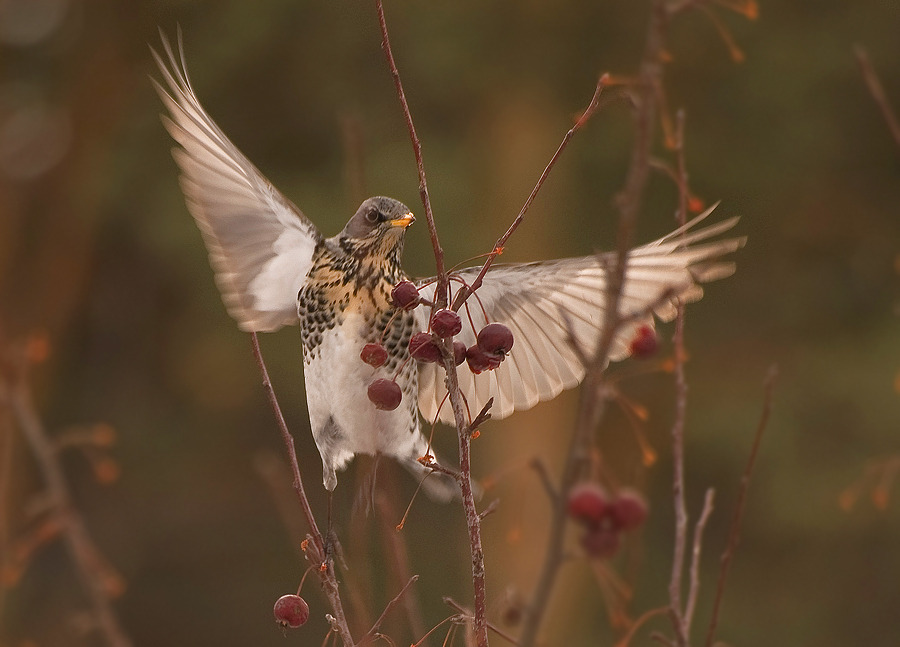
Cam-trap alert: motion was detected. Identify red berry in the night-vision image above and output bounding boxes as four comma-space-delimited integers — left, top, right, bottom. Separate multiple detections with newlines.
391, 280, 420, 310
629, 325, 658, 358
452, 340, 467, 366
609, 488, 648, 531
360, 343, 388, 368
465, 344, 502, 374
431, 309, 462, 338
477, 323, 514, 356
580, 526, 621, 559
567, 483, 609, 525
367, 378, 402, 411
274, 594, 310, 628
409, 332, 442, 363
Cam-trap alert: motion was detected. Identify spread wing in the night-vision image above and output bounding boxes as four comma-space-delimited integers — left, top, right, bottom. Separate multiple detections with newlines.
415, 206, 745, 426
151, 30, 322, 332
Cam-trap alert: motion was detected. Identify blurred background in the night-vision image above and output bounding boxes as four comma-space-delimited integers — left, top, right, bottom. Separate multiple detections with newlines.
1, 0, 899, 645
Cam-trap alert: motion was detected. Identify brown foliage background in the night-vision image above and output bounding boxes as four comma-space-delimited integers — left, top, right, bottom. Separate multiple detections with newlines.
1, 1, 899, 645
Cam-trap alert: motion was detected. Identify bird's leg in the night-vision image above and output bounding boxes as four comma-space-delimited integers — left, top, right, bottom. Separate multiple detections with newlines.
324, 490, 346, 570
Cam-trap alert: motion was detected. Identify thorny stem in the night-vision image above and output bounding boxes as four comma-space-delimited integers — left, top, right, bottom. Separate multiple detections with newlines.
705, 366, 778, 647
376, 3, 488, 645
518, 3, 669, 646
3, 349, 132, 647
249, 333, 355, 646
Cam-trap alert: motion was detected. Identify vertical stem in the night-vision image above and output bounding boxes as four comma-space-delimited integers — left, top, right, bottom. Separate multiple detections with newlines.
669, 110, 690, 645
519, 3, 669, 645
705, 367, 778, 647
441, 352, 489, 647
669, 305, 689, 645
375, 3, 489, 643
249, 333, 355, 646
375, 0, 448, 307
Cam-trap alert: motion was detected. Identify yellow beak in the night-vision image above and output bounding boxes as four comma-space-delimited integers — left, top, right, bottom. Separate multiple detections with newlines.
389, 213, 416, 228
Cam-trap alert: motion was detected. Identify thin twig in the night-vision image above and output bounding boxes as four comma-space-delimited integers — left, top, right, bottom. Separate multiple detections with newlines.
4, 349, 132, 647
667, 111, 690, 647
249, 333, 354, 646
704, 365, 778, 647
613, 607, 670, 647
411, 614, 465, 647
478, 499, 500, 521
375, 488, 430, 643
450, 74, 609, 312
254, 450, 312, 552
530, 458, 559, 502
854, 46, 900, 151
375, 4, 489, 644
684, 488, 715, 633
375, 0, 447, 307
469, 398, 494, 432
360, 576, 419, 645
443, 597, 520, 645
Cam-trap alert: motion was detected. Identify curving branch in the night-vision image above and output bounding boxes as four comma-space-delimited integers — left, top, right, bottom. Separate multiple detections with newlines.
249, 333, 355, 645
1, 340, 131, 647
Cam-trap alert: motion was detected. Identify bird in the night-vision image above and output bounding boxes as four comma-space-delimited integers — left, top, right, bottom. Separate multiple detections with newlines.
151, 32, 745, 501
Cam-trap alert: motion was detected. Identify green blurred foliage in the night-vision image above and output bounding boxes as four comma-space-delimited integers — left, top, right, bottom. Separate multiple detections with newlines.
1, 0, 899, 645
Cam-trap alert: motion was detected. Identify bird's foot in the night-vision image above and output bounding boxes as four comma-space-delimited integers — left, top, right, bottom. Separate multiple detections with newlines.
324, 529, 347, 572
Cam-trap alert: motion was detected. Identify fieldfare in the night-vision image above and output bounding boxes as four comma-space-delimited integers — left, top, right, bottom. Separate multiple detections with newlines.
152, 34, 745, 500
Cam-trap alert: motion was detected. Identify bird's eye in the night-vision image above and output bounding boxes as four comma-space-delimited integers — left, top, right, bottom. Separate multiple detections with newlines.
365, 209, 379, 223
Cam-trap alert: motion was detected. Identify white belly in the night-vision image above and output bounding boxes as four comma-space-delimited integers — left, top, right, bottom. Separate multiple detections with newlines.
303, 310, 421, 481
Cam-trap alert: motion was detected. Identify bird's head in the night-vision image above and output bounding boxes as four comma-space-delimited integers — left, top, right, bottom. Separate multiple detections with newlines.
340, 196, 415, 262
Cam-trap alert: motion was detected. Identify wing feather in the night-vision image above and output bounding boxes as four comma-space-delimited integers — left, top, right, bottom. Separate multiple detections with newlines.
152, 30, 322, 332
416, 205, 745, 426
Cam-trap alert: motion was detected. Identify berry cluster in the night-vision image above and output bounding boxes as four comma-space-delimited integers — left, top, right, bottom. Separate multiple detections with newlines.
363, 280, 515, 411
567, 483, 648, 559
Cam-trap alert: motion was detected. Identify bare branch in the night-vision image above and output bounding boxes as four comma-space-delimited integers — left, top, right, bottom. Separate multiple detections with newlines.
705, 365, 778, 647
450, 74, 609, 312
684, 488, 715, 633
375, 488, 430, 642
667, 110, 690, 647
375, 0, 447, 307
3, 345, 131, 647
469, 398, 494, 432
478, 499, 500, 521
530, 458, 559, 502
374, 4, 489, 644
249, 333, 354, 646
359, 576, 419, 645
518, 3, 670, 645
443, 597, 520, 645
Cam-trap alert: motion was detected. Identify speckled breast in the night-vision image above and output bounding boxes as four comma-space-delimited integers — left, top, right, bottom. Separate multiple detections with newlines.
297, 241, 415, 373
